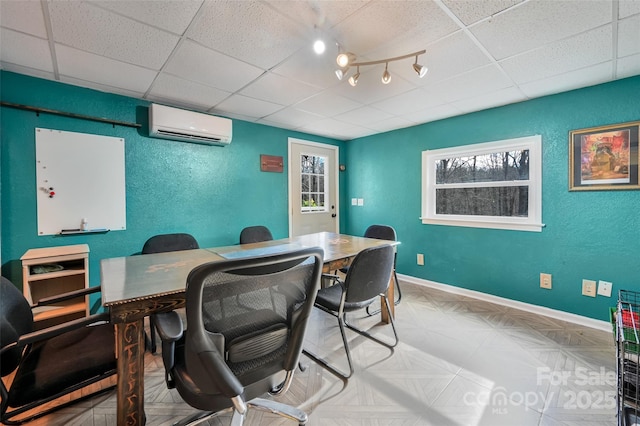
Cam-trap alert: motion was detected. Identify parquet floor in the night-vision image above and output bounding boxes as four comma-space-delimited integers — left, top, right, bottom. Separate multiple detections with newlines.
14, 281, 616, 425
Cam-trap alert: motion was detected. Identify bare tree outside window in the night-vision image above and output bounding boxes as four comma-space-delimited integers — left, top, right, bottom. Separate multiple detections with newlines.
422, 136, 543, 232
301, 154, 327, 212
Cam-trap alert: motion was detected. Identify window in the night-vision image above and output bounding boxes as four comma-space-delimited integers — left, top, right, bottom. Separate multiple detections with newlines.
421, 135, 543, 232
300, 154, 327, 212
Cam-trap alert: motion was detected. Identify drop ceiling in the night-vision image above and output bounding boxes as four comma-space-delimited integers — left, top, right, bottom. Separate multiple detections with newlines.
1, 0, 639, 140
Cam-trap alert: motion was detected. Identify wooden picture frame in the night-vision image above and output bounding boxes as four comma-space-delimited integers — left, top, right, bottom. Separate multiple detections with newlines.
569, 120, 640, 191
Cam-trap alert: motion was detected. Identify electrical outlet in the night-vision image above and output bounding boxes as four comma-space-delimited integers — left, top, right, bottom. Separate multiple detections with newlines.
540, 273, 552, 289
351, 198, 357, 206
417, 253, 424, 266
357, 198, 364, 206
598, 280, 613, 297
582, 279, 597, 297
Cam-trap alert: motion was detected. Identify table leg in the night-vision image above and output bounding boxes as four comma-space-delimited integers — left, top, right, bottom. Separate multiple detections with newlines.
380, 275, 395, 324
115, 320, 146, 426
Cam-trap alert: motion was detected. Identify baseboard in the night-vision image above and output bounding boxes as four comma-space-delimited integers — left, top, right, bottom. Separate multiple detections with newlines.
397, 274, 611, 333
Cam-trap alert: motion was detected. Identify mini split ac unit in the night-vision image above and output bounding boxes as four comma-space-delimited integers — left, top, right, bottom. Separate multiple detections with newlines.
148, 103, 232, 146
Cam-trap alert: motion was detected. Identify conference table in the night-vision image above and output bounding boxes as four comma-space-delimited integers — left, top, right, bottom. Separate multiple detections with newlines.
101, 232, 399, 425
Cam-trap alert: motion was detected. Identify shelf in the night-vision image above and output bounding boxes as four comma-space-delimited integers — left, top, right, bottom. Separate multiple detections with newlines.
27, 268, 86, 282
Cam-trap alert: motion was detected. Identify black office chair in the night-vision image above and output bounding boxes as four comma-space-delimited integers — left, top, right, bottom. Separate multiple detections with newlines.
152, 247, 323, 425
0, 276, 116, 425
239, 225, 274, 244
305, 244, 399, 379
142, 233, 200, 353
339, 225, 402, 315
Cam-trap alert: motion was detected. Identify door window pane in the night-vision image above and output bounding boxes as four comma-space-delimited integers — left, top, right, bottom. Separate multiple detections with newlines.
301, 154, 328, 212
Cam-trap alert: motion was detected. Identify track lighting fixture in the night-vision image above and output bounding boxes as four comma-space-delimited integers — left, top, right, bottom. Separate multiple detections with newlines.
334, 49, 427, 86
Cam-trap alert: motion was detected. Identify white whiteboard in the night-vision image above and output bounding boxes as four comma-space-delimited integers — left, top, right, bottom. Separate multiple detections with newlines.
35, 128, 126, 235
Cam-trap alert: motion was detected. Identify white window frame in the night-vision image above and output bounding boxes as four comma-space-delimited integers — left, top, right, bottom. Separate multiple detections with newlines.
421, 135, 543, 232
300, 153, 328, 213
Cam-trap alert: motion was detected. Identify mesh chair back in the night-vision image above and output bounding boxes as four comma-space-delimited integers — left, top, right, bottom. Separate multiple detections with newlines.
343, 244, 394, 305
142, 233, 199, 254
364, 225, 397, 242
183, 247, 323, 392
239, 226, 274, 244
0, 277, 34, 376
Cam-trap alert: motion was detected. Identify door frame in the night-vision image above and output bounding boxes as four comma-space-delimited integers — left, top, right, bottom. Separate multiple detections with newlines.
288, 138, 340, 237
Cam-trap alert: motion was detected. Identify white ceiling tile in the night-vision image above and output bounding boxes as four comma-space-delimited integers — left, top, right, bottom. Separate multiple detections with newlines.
1, 0, 47, 38
392, 31, 492, 85
452, 86, 527, 113
262, 107, 324, 128
427, 64, 513, 103
267, 1, 369, 30
240, 72, 321, 105
56, 44, 156, 94
518, 62, 613, 98
299, 118, 372, 140
335, 106, 393, 127
334, 0, 458, 56
188, 1, 305, 69
370, 88, 445, 116
618, 14, 640, 57
0, 29, 53, 73
212, 94, 284, 118
471, 0, 612, 60
59, 75, 146, 99
616, 53, 640, 78
92, 0, 203, 35
295, 92, 360, 117
619, 0, 640, 19
271, 48, 341, 90
147, 73, 230, 110
48, 1, 179, 70
404, 103, 464, 124
500, 26, 612, 84
165, 40, 264, 92
441, 0, 524, 26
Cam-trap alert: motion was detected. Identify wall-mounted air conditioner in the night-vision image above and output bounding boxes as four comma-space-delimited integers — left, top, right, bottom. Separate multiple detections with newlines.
148, 103, 232, 146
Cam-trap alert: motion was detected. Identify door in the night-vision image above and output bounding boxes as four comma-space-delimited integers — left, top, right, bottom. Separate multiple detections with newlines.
288, 138, 339, 236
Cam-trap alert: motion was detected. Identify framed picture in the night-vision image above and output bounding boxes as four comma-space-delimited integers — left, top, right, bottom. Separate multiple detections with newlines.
569, 120, 640, 191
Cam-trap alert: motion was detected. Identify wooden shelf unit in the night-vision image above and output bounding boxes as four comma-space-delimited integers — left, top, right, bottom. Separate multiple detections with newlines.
21, 244, 90, 328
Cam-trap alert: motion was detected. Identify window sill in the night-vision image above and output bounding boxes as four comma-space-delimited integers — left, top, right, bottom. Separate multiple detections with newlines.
420, 217, 544, 232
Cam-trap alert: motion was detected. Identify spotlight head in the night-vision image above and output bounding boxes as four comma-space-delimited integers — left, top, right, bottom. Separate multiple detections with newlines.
413, 63, 428, 78
335, 68, 349, 81
348, 67, 360, 86
336, 52, 355, 68
381, 63, 391, 84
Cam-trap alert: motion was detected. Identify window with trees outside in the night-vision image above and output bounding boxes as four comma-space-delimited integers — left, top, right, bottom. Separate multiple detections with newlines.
421, 135, 543, 232
301, 154, 327, 212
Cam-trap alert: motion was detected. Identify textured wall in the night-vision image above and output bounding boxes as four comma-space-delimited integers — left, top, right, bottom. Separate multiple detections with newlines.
345, 75, 640, 321
0, 71, 344, 306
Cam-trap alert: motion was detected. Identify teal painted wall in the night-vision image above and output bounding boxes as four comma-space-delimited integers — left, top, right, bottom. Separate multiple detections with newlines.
0, 71, 345, 309
345, 75, 640, 321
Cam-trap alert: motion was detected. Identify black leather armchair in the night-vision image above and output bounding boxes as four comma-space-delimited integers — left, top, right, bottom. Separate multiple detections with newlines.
0, 276, 116, 425
152, 247, 323, 425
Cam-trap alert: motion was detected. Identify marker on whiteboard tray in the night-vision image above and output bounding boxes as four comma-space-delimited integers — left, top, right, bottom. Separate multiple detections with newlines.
81, 218, 88, 231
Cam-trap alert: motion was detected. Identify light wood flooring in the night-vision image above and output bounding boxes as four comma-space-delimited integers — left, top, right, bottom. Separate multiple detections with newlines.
14, 281, 617, 425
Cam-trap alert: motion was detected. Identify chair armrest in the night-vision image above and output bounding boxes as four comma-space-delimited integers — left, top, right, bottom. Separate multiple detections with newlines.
15, 312, 111, 346
197, 349, 244, 398
151, 311, 183, 342
34, 285, 102, 307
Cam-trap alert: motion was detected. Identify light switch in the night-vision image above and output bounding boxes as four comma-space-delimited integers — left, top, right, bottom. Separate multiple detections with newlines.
357, 198, 364, 206
351, 198, 358, 206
